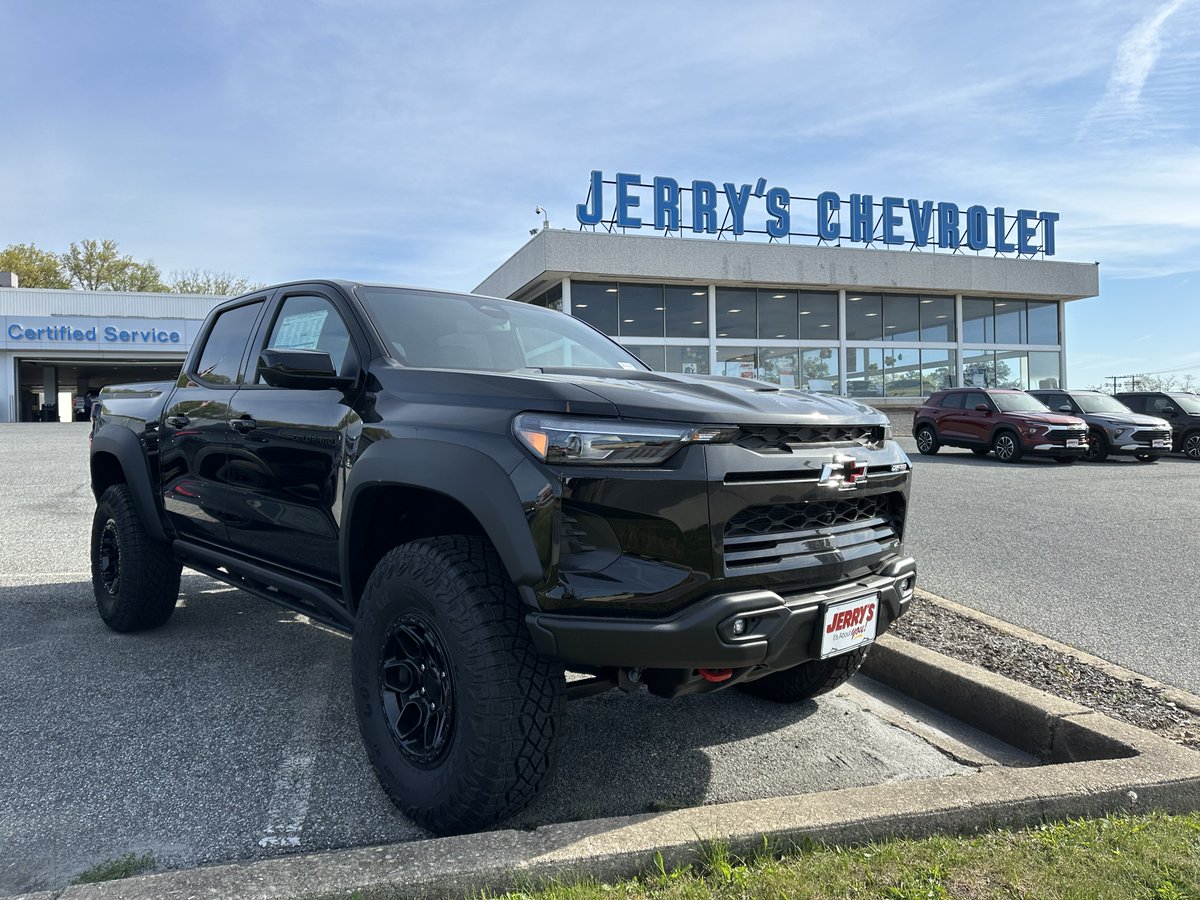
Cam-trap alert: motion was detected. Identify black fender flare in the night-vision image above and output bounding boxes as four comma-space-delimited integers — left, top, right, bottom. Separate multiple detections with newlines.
89, 425, 170, 543
340, 439, 544, 606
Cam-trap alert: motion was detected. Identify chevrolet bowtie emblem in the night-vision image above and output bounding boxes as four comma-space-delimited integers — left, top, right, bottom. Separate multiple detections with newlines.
818, 454, 868, 490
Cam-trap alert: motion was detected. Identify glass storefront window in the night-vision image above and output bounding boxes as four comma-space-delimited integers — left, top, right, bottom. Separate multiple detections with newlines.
530, 283, 563, 312
962, 348, 995, 388
717, 345, 758, 379
572, 281, 618, 335
716, 288, 756, 339
758, 290, 798, 340
920, 349, 957, 393
845, 293, 883, 340
846, 347, 884, 396
798, 291, 838, 338
618, 283, 665, 337
759, 347, 800, 388
1029, 351, 1061, 389
994, 349, 1029, 389
962, 297, 994, 343
1027, 301, 1059, 344
800, 347, 839, 392
664, 345, 710, 375
919, 295, 955, 342
882, 347, 921, 397
665, 286, 708, 338
994, 300, 1025, 344
883, 294, 921, 342
621, 343, 665, 370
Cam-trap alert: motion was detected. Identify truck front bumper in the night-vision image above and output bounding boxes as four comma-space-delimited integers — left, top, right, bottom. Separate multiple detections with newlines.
525, 556, 915, 672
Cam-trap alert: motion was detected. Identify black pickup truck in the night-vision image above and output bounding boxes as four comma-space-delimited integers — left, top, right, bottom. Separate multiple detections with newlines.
88, 280, 916, 834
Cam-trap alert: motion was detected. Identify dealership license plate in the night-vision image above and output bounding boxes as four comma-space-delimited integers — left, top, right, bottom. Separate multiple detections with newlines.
819, 594, 880, 659
1066, 439, 1081, 447
1153, 439, 1170, 448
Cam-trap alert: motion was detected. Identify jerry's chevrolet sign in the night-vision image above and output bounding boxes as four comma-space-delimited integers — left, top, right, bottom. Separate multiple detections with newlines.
576, 170, 1060, 256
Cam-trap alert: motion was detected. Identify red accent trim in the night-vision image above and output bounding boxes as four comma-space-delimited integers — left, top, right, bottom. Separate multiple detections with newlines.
699, 668, 733, 683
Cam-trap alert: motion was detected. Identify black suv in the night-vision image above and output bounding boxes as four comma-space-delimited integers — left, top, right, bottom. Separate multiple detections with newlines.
912, 388, 1089, 462
87, 281, 916, 834
1115, 391, 1200, 460
1029, 389, 1172, 462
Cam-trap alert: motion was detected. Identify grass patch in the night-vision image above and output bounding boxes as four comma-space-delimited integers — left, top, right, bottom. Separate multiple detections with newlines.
71, 851, 157, 885
480, 812, 1200, 899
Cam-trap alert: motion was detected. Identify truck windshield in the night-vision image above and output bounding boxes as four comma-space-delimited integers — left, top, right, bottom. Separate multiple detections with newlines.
1073, 393, 1133, 414
355, 287, 649, 373
1171, 394, 1200, 414
992, 393, 1051, 413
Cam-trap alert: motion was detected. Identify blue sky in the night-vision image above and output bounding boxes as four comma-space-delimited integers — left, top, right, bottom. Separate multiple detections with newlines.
1, 0, 1197, 389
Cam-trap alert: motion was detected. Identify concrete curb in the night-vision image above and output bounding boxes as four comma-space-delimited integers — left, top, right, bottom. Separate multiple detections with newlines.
914, 588, 1200, 715
15, 636, 1200, 900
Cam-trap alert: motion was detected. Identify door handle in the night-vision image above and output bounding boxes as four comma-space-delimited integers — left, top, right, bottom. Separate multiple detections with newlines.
165, 415, 190, 428
231, 416, 257, 433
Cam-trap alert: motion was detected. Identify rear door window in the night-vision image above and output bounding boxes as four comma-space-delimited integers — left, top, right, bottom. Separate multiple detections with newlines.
193, 301, 264, 386
939, 393, 964, 409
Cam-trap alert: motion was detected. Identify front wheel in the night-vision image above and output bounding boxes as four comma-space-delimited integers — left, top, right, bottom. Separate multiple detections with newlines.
90, 484, 181, 632
1083, 431, 1109, 462
738, 647, 869, 703
914, 425, 940, 455
1184, 432, 1200, 460
992, 431, 1024, 463
352, 536, 566, 835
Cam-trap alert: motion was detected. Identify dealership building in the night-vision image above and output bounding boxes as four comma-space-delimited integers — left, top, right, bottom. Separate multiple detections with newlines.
1, 173, 1099, 423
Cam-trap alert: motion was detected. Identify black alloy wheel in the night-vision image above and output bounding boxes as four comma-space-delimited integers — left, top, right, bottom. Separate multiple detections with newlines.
379, 613, 455, 766
1083, 430, 1109, 462
97, 519, 121, 597
1185, 432, 1200, 460
992, 431, 1023, 463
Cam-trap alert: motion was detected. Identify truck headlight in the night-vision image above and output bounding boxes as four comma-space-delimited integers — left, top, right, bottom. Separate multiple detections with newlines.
513, 414, 736, 465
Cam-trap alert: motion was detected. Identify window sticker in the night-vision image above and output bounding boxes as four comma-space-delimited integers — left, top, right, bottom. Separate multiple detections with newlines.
274, 310, 328, 350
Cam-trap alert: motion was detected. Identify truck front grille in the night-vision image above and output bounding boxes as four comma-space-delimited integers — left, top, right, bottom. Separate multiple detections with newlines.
735, 424, 884, 452
722, 493, 903, 574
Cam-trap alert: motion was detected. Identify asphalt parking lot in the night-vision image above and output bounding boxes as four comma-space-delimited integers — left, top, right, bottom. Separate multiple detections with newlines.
1, 423, 1195, 893
896, 436, 1200, 696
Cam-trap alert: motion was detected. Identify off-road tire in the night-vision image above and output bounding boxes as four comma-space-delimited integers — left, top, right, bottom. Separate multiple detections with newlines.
738, 646, 869, 703
1083, 431, 1109, 462
992, 430, 1024, 463
914, 425, 939, 455
90, 484, 181, 632
352, 535, 566, 835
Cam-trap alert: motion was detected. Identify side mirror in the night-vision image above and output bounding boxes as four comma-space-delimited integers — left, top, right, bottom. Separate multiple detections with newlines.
258, 348, 354, 390
1058, 404, 1073, 413
974, 404, 991, 413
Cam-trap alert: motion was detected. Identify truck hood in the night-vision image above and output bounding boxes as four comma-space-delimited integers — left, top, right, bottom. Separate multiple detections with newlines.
372, 365, 887, 426
530, 368, 887, 425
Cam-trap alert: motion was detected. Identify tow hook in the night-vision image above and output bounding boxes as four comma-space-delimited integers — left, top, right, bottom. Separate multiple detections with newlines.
699, 668, 733, 683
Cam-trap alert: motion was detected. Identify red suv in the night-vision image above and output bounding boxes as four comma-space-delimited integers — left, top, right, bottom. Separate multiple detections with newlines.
913, 388, 1089, 463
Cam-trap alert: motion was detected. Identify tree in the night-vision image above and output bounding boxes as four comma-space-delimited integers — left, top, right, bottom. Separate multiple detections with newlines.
59, 239, 167, 292
0, 243, 71, 288
168, 268, 264, 296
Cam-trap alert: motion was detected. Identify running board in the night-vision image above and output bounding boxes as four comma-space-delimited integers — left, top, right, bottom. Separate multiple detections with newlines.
174, 541, 354, 633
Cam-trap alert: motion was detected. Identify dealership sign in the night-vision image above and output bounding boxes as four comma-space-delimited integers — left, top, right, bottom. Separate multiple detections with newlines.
2, 316, 197, 352
576, 170, 1060, 256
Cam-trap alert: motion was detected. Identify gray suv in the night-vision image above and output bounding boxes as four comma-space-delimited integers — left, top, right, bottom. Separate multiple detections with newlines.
1115, 391, 1200, 460
1029, 389, 1172, 463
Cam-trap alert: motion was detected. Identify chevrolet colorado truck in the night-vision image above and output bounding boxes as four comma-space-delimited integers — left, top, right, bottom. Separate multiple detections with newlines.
88, 280, 916, 835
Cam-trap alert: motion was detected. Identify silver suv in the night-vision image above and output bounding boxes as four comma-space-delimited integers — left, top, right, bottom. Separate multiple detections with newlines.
1029, 390, 1172, 463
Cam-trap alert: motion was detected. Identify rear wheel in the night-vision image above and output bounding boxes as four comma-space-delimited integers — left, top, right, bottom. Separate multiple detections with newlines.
992, 431, 1024, 463
1083, 431, 1109, 462
90, 484, 181, 632
739, 647, 869, 703
352, 535, 566, 835
914, 425, 939, 455
1184, 432, 1200, 460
